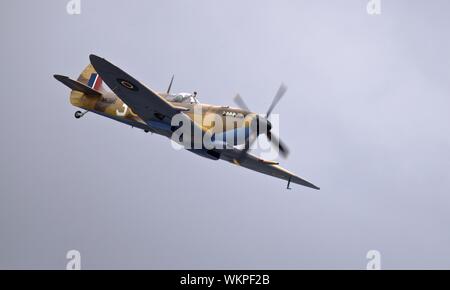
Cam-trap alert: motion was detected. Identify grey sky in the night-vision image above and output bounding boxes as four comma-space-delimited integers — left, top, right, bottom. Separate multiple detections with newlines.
1, 0, 450, 269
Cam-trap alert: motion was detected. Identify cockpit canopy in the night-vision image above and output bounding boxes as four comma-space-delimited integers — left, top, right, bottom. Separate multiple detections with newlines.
167, 92, 199, 104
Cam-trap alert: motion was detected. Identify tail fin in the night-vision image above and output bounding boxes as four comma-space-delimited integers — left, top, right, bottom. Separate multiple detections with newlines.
55, 63, 106, 109
53, 75, 102, 97
77, 64, 104, 91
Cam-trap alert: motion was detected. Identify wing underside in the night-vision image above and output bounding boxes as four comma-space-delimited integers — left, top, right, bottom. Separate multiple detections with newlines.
217, 148, 320, 190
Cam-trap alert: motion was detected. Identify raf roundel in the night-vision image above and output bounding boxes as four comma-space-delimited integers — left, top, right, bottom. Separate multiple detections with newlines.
117, 78, 139, 92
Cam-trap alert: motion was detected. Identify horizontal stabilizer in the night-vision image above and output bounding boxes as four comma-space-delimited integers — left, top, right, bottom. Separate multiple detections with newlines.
53, 74, 102, 97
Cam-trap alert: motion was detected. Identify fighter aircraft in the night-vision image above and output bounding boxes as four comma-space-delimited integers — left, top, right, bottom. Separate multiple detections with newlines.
54, 55, 319, 190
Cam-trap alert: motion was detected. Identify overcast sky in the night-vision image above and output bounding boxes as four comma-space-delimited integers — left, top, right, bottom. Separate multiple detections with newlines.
1, 0, 450, 269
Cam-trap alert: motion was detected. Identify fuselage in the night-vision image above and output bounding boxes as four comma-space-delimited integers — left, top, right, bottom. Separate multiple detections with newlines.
70, 89, 259, 147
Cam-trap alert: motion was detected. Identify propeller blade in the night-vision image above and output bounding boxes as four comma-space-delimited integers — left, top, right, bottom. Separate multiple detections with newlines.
234, 94, 251, 111
266, 83, 287, 118
267, 131, 289, 158
166, 75, 175, 94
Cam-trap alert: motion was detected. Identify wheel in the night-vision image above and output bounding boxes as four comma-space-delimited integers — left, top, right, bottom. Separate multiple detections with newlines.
74, 111, 83, 119
144, 129, 149, 133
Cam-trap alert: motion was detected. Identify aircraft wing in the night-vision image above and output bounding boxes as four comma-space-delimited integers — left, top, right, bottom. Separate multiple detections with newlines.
218, 148, 320, 190
89, 54, 186, 123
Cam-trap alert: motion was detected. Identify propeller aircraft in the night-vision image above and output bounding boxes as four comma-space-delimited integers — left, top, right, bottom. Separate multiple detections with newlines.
54, 55, 319, 190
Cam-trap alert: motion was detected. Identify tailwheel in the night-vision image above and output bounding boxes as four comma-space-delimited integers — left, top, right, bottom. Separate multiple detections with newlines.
74, 110, 87, 119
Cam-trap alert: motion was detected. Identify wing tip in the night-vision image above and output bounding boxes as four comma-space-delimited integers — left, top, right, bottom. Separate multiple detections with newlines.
306, 182, 320, 190
302, 181, 320, 190
89, 54, 106, 69
89, 54, 101, 62
293, 176, 320, 190
53, 74, 68, 81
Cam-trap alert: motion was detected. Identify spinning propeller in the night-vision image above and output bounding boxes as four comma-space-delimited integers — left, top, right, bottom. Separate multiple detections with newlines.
233, 83, 290, 158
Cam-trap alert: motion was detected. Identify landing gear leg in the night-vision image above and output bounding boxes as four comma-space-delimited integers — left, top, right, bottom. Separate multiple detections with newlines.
74, 110, 88, 119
